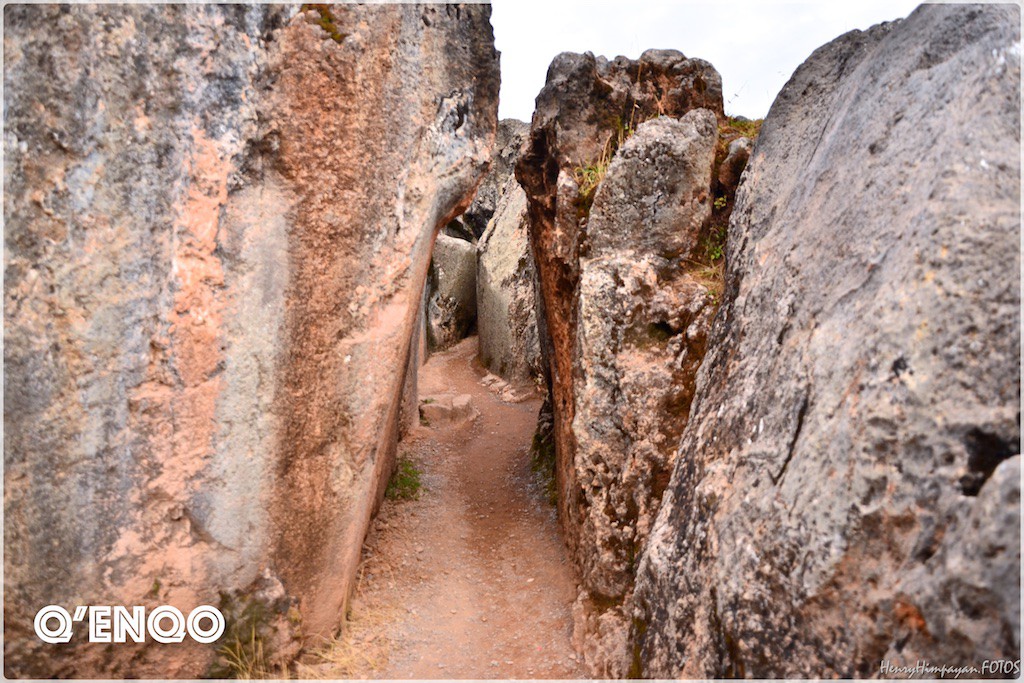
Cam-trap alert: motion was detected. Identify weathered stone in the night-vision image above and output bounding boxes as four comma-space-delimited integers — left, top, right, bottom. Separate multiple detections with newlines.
426, 233, 478, 352
517, 48, 724, 536
419, 394, 479, 427
634, 5, 1020, 677
516, 51, 725, 572
477, 175, 541, 385
463, 119, 529, 238
716, 136, 752, 193
516, 47, 724, 676
569, 112, 719, 675
3, 4, 498, 677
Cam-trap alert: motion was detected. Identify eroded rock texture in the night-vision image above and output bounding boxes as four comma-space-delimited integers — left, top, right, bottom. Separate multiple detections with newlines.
3, 4, 498, 677
634, 5, 1021, 677
426, 233, 478, 352
463, 118, 529, 238
571, 112, 719, 676
476, 120, 540, 385
516, 49, 724, 676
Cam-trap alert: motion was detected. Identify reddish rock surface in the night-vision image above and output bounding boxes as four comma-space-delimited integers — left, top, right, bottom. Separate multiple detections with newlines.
516, 49, 724, 675
3, 4, 498, 676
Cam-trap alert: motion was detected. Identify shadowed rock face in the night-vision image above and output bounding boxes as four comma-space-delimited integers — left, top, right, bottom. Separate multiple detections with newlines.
3, 4, 498, 677
634, 4, 1020, 678
515, 48, 725, 676
427, 233, 478, 351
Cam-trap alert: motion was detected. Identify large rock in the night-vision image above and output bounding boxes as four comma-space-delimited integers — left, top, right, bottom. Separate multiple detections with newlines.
462, 118, 529, 238
634, 5, 1020, 677
3, 4, 498, 677
515, 48, 724, 675
426, 233, 478, 352
476, 175, 541, 385
570, 111, 719, 676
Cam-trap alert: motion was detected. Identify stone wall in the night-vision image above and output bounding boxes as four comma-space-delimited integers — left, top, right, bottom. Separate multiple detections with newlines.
3, 4, 498, 676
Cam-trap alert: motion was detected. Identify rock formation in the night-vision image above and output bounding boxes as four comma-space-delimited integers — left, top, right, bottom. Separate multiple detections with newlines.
516, 49, 725, 675
3, 4, 498, 677
426, 233, 478, 352
463, 119, 529, 238
570, 112, 720, 676
476, 122, 541, 386
633, 4, 1021, 677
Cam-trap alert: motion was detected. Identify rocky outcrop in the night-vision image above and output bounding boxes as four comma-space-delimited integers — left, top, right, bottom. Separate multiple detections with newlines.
570, 112, 719, 676
419, 393, 479, 428
426, 233, 478, 352
477, 176, 541, 385
634, 4, 1021, 677
516, 49, 724, 676
463, 118, 529, 238
3, 4, 498, 677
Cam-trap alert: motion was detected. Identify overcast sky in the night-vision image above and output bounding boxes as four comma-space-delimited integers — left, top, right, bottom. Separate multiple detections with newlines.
491, 0, 923, 122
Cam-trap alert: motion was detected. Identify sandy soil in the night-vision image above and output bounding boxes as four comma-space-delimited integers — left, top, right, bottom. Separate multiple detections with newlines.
303, 336, 585, 679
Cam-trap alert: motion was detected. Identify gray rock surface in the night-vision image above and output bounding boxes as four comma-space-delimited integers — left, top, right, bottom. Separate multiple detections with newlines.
516, 47, 725, 677
716, 136, 752, 193
570, 112, 719, 676
3, 4, 498, 677
427, 233, 478, 351
476, 175, 541, 385
419, 393, 479, 427
463, 119, 529, 238
516, 48, 724, 554
634, 4, 1021, 677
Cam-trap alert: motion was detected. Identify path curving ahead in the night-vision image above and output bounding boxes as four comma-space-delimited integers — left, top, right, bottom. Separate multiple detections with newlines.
310, 336, 585, 679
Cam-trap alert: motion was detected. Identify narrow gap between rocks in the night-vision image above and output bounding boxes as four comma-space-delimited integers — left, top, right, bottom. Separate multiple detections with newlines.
297, 335, 582, 679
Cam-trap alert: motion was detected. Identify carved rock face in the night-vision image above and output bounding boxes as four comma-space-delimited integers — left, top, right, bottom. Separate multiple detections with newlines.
3, 4, 498, 676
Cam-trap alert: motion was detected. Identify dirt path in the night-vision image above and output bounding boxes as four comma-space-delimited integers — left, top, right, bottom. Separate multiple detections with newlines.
302, 336, 584, 679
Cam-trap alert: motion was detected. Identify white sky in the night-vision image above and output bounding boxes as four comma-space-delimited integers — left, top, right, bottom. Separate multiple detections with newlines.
491, 0, 924, 121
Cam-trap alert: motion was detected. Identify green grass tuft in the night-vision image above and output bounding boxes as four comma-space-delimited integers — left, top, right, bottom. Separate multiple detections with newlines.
386, 457, 422, 501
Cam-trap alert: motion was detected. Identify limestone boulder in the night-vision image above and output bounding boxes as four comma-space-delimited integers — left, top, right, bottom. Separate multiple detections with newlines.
419, 393, 479, 427
517, 47, 724, 531
3, 4, 498, 676
476, 175, 541, 385
426, 233, 478, 352
634, 5, 1021, 677
516, 46, 725, 676
569, 112, 719, 675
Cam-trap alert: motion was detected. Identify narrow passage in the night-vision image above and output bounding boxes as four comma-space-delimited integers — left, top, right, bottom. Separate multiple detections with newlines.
308, 336, 584, 679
